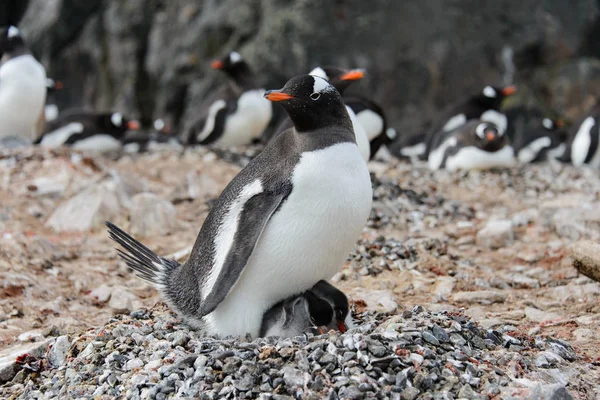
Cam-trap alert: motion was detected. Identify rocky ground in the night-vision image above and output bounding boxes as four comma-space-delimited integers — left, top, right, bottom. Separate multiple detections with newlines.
0, 146, 599, 399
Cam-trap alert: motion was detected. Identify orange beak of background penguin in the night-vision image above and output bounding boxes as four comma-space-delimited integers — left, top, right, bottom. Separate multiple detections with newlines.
502, 86, 517, 96
264, 91, 294, 102
486, 130, 496, 141
127, 120, 141, 130
210, 60, 224, 69
340, 69, 365, 81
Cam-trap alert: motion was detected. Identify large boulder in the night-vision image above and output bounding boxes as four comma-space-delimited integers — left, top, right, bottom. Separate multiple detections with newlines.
18, 0, 600, 142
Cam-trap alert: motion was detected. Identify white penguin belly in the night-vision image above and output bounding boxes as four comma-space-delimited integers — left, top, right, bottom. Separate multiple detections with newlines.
445, 145, 515, 171
204, 142, 373, 337
347, 106, 371, 162
215, 89, 272, 147
0, 55, 47, 141
71, 135, 123, 153
356, 109, 384, 141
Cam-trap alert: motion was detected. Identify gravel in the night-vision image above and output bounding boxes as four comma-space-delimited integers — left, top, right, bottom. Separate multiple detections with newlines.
0, 304, 595, 399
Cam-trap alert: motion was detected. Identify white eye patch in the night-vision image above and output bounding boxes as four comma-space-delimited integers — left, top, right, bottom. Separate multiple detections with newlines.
475, 123, 493, 139
8, 26, 20, 39
483, 86, 497, 98
229, 51, 242, 63
542, 118, 553, 130
312, 76, 334, 94
111, 112, 123, 127
309, 67, 328, 81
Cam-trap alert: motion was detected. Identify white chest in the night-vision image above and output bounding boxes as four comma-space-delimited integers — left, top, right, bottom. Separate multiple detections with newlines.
517, 136, 551, 164
346, 106, 371, 162
480, 110, 507, 133
571, 117, 596, 167
217, 89, 273, 147
356, 109, 384, 141
72, 135, 123, 153
205, 143, 372, 337
446, 145, 515, 171
40, 123, 84, 148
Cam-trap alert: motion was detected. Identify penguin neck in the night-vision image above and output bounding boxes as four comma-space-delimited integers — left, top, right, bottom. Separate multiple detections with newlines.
290, 104, 353, 135
227, 64, 258, 92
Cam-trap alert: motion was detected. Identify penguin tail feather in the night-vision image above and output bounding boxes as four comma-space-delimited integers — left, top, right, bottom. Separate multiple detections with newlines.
105, 221, 179, 285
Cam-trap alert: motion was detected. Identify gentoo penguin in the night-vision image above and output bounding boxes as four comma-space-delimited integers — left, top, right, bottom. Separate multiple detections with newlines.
259, 280, 350, 337
428, 120, 515, 171
35, 109, 140, 153
44, 78, 63, 122
123, 119, 182, 153
0, 26, 47, 143
561, 108, 600, 168
514, 117, 567, 163
274, 66, 371, 161
187, 51, 272, 147
344, 96, 396, 159
107, 74, 372, 337
392, 131, 427, 161
424, 85, 516, 158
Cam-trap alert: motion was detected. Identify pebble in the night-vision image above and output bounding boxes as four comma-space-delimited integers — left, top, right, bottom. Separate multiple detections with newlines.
476, 220, 514, 249
453, 290, 506, 305
48, 336, 71, 367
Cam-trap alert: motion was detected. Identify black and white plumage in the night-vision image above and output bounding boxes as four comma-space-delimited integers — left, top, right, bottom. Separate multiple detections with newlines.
344, 96, 396, 159
259, 280, 351, 337
122, 119, 182, 154
107, 74, 372, 338
424, 85, 516, 158
509, 111, 567, 164
273, 67, 371, 161
392, 131, 427, 161
0, 26, 47, 143
187, 51, 272, 148
560, 108, 600, 168
428, 120, 514, 171
44, 78, 62, 122
35, 109, 140, 153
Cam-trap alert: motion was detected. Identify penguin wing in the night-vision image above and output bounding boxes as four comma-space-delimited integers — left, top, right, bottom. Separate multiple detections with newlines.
199, 185, 292, 316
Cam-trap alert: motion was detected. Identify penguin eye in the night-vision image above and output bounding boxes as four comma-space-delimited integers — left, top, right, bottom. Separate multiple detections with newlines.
310, 92, 321, 101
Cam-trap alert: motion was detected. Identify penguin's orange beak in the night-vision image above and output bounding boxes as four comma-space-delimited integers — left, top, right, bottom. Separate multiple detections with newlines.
264, 90, 294, 102
555, 119, 565, 128
127, 120, 141, 130
340, 69, 365, 81
54, 81, 64, 90
502, 86, 516, 96
486, 130, 496, 141
211, 60, 224, 69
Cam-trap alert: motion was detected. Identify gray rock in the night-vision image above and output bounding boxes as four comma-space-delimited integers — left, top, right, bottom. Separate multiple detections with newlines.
476, 220, 514, 249
400, 386, 420, 400
453, 290, 506, 305
108, 286, 139, 314
0, 340, 50, 383
339, 385, 365, 399
129, 192, 177, 237
422, 331, 440, 346
458, 383, 480, 399
282, 366, 306, 387
527, 383, 574, 400
48, 336, 71, 368
569, 240, 600, 282
46, 180, 123, 232
89, 284, 113, 303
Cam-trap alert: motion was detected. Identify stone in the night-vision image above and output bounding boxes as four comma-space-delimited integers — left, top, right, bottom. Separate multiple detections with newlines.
508, 273, 540, 289
46, 180, 123, 232
17, 330, 44, 342
89, 284, 113, 303
400, 386, 420, 400
108, 287, 139, 314
353, 289, 398, 313
476, 220, 514, 249
457, 383, 479, 399
552, 206, 600, 241
524, 307, 562, 323
432, 276, 455, 298
528, 383, 574, 400
569, 240, 600, 282
282, 366, 307, 387
129, 192, 177, 237
453, 291, 506, 305
0, 340, 50, 383
126, 358, 144, 371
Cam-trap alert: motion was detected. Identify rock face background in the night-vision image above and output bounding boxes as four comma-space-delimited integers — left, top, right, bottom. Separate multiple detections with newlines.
15, 0, 600, 137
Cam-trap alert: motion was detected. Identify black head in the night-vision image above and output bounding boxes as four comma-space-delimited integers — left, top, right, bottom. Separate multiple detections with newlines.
0, 26, 25, 55
309, 66, 365, 95
210, 51, 253, 84
99, 112, 140, 136
264, 74, 352, 133
468, 120, 506, 151
473, 85, 517, 109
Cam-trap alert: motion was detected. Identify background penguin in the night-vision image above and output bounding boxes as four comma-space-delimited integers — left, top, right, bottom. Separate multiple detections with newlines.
428, 119, 515, 171
506, 108, 567, 163
0, 26, 47, 143
35, 109, 140, 153
259, 280, 350, 337
44, 78, 63, 122
273, 66, 371, 161
344, 95, 396, 159
423, 85, 516, 158
123, 119, 182, 154
187, 51, 272, 148
560, 105, 600, 168
106, 74, 373, 338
